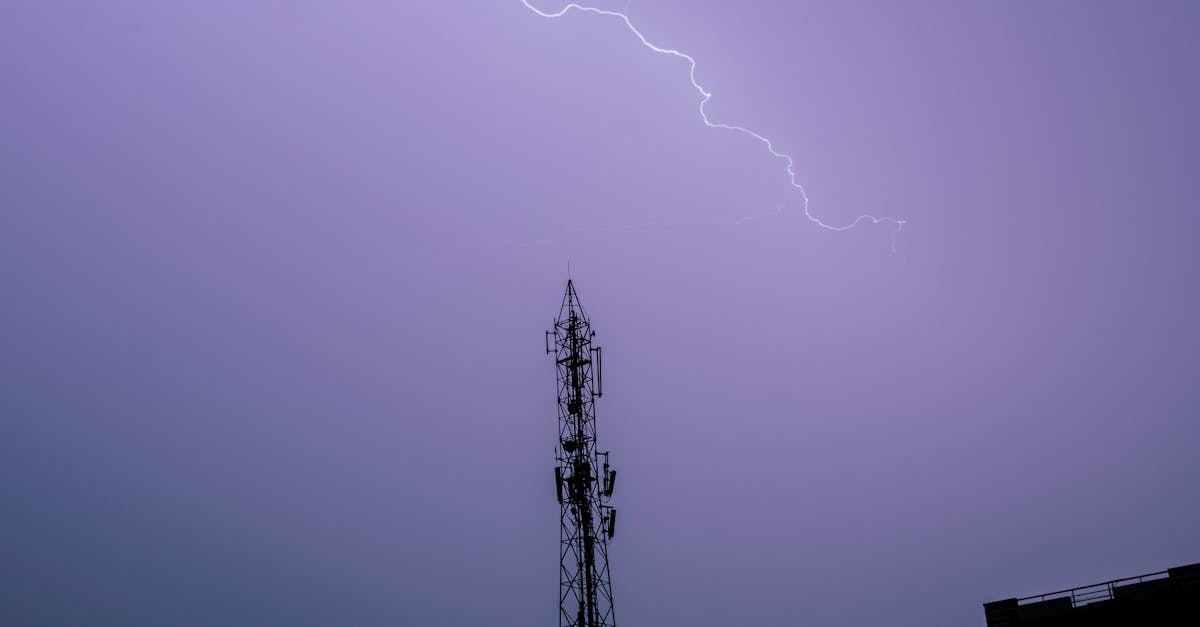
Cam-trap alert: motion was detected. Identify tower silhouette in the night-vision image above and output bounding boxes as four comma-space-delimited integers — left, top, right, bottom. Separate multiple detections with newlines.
546, 280, 617, 627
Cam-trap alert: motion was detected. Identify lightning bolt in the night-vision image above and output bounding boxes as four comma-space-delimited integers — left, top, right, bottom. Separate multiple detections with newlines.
519, 1, 906, 252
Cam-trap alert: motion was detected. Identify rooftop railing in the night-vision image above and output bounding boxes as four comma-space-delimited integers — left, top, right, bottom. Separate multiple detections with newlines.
1018, 569, 1171, 608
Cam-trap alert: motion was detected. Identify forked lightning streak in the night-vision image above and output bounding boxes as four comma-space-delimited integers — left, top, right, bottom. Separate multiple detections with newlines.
520, 1, 906, 251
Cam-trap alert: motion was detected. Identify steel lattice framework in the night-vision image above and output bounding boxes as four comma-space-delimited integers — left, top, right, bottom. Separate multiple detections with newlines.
545, 280, 617, 627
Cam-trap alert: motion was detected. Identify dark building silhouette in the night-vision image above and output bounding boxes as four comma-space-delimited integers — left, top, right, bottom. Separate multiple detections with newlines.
983, 562, 1200, 626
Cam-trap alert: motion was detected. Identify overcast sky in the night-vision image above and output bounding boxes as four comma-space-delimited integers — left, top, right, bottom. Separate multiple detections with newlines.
3, 2, 1199, 626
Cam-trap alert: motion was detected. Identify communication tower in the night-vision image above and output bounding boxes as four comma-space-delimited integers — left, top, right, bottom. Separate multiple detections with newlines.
545, 280, 617, 627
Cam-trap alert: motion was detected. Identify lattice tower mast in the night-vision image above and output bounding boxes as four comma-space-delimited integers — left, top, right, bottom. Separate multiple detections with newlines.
546, 280, 617, 627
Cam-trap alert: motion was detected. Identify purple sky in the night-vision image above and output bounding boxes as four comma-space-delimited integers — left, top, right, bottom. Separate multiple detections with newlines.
3, 1, 1199, 625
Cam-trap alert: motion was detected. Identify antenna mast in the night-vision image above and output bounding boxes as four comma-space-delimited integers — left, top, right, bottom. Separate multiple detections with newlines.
546, 279, 617, 627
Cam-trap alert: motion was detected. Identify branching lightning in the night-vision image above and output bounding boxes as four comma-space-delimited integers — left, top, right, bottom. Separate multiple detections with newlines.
519, 0, 906, 251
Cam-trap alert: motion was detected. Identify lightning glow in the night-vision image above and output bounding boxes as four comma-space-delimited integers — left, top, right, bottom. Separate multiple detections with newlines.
487, 206, 783, 250
520, 0, 906, 251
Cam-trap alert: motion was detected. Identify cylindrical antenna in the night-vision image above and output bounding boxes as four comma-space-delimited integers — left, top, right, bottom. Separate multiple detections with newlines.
593, 345, 603, 397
